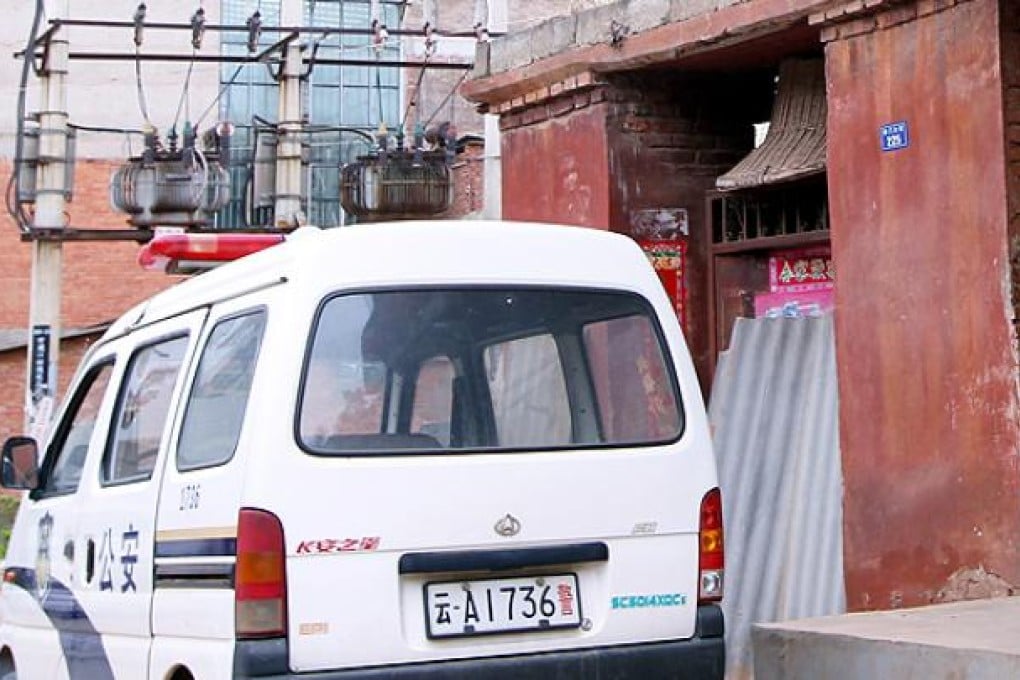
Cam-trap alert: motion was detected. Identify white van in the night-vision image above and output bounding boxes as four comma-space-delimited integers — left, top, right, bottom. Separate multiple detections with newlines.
0, 221, 724, 679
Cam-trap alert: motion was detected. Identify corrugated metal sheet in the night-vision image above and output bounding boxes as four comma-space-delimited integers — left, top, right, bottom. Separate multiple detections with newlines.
716, 58, 826, 190
708, 316, 845, 680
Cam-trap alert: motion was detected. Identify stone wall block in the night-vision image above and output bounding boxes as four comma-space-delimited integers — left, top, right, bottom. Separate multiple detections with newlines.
577, 5, 622, 45
626, 0, 673, 34
550, 15, 579, 55
669, 0, 721, 23
491, 30, 534, 74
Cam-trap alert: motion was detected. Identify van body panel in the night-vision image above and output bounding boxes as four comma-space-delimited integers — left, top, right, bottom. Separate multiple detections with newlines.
147, 633, 236, 680
151, 290, 278, 647
69, 310, 208, 676
1, 222, 721, 679
270, 441, 711, 671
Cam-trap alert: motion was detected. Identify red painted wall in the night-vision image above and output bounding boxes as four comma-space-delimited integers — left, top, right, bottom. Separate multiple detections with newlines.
827, 0, 1020, 610
501, 98, 612, 229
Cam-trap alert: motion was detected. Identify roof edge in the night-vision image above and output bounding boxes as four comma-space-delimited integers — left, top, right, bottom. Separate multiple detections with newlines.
462, 0, 837, 108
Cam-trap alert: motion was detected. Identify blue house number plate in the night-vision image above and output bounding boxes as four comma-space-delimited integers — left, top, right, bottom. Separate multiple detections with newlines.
880, 122, 910, 152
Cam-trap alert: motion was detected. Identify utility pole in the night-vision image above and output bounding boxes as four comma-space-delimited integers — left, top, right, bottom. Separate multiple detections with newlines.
25, 13, 70, 441
274, 42, 304, 228
482, 0, 504, 219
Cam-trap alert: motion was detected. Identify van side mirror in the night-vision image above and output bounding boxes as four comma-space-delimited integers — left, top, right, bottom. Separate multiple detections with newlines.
2, 436, 40, 490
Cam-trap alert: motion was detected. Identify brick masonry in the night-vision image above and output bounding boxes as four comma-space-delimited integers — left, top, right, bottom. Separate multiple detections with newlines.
499, 70, 767, 388
0, 335, 97, 441
604, 71, 767, 390
0, 157, 183, 439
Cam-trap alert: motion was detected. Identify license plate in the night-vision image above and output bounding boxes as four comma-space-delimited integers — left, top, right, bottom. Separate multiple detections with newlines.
424, 573, 581, 638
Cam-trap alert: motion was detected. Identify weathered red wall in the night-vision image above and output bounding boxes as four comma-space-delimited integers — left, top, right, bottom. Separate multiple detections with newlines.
501, 94, 612, 229
1001, 0, 1020, 321
827, 0, 1020, 610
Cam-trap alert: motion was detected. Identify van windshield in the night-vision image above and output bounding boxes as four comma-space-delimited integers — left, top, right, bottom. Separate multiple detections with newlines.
298, 288, 683, 454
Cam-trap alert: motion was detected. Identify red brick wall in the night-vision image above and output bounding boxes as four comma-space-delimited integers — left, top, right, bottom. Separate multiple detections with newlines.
1, 159, 183, 328
0, 158, 182, 437
826, 0, 1020, 610
0, 336, 97, 440
447, 143, 486, 217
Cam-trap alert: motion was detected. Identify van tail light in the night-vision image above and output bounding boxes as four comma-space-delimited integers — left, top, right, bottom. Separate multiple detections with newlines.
698, 487, 724, 603
236, 508, 288, 639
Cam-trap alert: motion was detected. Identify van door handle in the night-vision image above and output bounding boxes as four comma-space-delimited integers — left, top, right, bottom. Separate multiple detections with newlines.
86, 538, 96, 584
63, 540, 74, 562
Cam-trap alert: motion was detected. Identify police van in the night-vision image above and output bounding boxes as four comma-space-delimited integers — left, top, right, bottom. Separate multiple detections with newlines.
0, 221, 725, 679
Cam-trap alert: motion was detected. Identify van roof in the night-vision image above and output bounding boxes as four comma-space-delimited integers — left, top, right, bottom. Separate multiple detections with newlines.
104, 221, 658, 340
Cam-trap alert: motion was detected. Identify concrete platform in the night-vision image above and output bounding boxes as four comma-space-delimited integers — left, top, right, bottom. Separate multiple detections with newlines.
753, 596, 1020, 679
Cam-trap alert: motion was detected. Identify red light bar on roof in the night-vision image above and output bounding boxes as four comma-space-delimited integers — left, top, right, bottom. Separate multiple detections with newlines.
138, 232, 286, 273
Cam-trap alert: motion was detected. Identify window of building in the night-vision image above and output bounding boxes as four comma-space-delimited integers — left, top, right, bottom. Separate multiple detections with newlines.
216, 0, 401, 229
303, 0, 402, 227
217, 0, 282, 229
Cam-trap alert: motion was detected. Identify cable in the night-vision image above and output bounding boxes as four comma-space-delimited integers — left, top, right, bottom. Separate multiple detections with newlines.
190, 146, 209, 208
173, 49, 197, 129
134, 48, 153, 126
133, 3, 152, 126
401, 53, 430, 131
68, 123, 145, 135
375, 58, 385, 126
7, 0, 45, 232
195, 64, 245, 128
423, 69, 469, 127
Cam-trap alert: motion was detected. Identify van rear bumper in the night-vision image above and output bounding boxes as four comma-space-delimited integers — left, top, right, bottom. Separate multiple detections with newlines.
235, 605, 725, 680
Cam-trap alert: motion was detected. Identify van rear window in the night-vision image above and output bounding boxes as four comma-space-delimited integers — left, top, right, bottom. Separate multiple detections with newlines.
298, 289, 683, 454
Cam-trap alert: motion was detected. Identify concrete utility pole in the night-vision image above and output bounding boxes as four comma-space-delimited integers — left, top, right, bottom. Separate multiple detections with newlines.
25, 14, 70, 441
274, 43, 304, 228
482, 0, 505, 219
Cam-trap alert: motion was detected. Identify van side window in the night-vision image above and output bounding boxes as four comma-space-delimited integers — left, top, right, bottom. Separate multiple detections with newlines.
177, 311, 267, 471
103, 335, 189, 485
483, 336, 571, 448
582, 314, 682, 442
42, 362, 114, 495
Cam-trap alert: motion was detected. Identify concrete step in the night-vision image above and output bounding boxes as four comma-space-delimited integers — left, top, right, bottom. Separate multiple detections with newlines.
753, 596, 1020, 679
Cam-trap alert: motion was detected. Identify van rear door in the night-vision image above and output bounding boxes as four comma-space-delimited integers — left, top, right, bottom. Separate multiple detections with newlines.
276, 288, 716, 673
